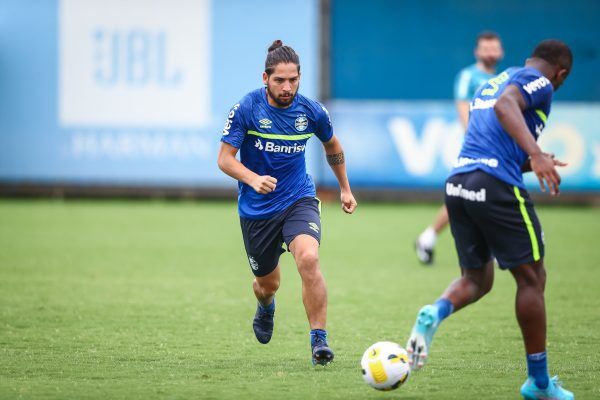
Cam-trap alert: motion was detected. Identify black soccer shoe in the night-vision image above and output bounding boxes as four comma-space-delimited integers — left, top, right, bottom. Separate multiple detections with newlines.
253, 303, 274, 344
311, 335, 334, 366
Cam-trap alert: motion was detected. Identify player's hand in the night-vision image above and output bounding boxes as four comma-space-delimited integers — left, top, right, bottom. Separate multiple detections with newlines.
250, 175, 277, 194
548, 153, 568, 168
340, 190, 357, 214
522, 153, 567, 173
530, 152, 561, 196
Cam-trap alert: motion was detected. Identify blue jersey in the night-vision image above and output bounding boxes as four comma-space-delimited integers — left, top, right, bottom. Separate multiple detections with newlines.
454, 63, 496, 101
450, 66, 553, 188
221, 88, 333, 219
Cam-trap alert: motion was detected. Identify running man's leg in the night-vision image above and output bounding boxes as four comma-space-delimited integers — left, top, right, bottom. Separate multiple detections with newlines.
432, 205, 450, 234
240, 215, 285, 344
415, 205, 449, 265
512, 260, 548, 389
409, 171, 495, 370
251, 266, 280, 344
289, 234, 327, 329
441, 259, 494, 312
283, 197, 332, 365
253, 266, 280, 308
510, 260, 546, 355
250, 264, 280, 345
289, 233, 333, 365
512, 260, 574, 399
407, 261, 494, 370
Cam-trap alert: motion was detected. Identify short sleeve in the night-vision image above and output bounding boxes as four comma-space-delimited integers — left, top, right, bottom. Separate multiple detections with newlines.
454, 69, 472, 100
221, 100, 248, 148
513, 72, 553, 109
315, 103, 334, 142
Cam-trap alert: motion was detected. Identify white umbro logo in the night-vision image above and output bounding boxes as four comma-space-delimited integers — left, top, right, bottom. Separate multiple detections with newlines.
259, 118, 272, 129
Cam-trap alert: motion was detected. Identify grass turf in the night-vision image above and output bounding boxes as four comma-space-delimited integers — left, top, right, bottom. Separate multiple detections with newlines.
1, 199, 599, 399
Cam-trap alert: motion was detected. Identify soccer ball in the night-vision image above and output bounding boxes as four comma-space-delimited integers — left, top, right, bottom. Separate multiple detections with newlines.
361, 341, 410, 391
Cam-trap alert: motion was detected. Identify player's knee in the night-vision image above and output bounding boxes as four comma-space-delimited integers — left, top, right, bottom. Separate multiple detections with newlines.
255, 276, 280, 296
266, 279, 280, 295
532, 264, 547, 291
464, 267, 493, 298
260, 283, 278, 298
515, 263, 545, 291
469, 277, 492, 300
521, 277, 544, 293
295, 249, 320, 270
297, 257, 322, 285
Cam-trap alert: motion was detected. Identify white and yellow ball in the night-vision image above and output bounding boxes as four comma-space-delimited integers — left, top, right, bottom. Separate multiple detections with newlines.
360, 341, 410, 391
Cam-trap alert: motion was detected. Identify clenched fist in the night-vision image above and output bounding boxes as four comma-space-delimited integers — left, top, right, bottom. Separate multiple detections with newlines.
250, 175, 278, 194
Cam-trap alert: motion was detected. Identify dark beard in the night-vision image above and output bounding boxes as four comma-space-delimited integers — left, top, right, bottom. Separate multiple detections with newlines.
266, 85, 298, 108
481, 57, 500, 70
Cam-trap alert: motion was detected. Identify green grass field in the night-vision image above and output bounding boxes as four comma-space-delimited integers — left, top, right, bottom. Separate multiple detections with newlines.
1, 199, 599, 399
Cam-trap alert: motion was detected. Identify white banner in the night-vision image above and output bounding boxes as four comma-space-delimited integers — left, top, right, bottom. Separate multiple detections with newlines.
59, 0, 211, 127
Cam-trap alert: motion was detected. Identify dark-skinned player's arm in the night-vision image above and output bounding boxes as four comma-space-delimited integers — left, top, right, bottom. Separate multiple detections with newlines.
322, 135, 357, 214
217, 142, 277, 194
494, 85, 565, 195
521, 153, 567, 173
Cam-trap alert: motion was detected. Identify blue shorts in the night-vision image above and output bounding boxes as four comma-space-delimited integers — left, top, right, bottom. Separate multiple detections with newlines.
239, 197, 321, 277
445, 170, 544, 269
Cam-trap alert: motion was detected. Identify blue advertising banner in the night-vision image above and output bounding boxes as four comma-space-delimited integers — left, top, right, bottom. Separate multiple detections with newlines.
323, 101, 600, 192
1, 1, 598, 194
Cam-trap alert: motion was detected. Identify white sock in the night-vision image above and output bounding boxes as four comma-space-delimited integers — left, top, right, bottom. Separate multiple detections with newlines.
418, 227, 437, 249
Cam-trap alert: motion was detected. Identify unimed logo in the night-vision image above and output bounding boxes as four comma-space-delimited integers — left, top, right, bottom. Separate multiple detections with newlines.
59, 0, 211, 126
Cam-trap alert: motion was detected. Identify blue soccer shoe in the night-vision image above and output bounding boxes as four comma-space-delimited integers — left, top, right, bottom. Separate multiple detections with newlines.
406, 304, 440, 371
520, 376, 574, 400
311, 331, 334, 366
253, 302, 275, 344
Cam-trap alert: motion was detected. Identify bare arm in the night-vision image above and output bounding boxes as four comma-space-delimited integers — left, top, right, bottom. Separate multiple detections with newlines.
322, 135, 357, 214
521, 153, 567, 173
494, 85, 562, 195
455, 100, 470, 129
217, 142, 277, 194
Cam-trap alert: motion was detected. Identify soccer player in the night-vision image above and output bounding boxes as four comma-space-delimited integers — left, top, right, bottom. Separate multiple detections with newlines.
406, 40, 574, 399
217, 40, 357, 366
415, 31, 504, 265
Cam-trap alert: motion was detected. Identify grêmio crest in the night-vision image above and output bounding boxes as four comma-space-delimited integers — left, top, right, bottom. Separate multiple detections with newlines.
295, 115, 308, 132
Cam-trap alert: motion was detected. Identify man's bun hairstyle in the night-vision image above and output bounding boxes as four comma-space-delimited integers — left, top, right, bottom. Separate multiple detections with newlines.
268, 39, 284, 52
265, 39, 300, 75
532, 39, 573, 71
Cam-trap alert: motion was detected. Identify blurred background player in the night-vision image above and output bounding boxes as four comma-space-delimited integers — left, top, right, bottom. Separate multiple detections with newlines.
406, 40, 574, 399
415, 31, 504, 265
217, 40, 357, 366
